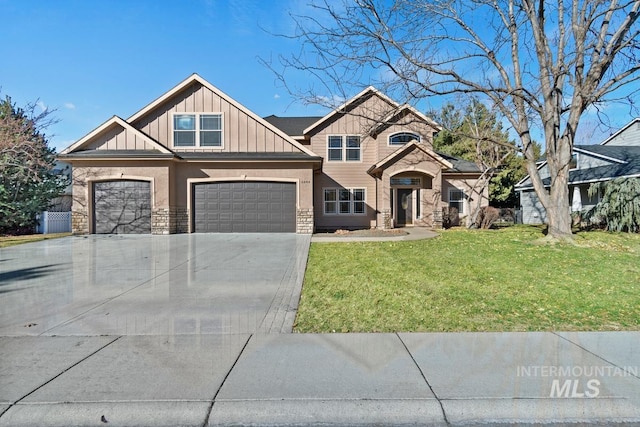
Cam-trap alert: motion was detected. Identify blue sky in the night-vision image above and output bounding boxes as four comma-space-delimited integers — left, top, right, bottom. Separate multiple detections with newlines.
1, 1, 635, 153
1, 0, 329, 152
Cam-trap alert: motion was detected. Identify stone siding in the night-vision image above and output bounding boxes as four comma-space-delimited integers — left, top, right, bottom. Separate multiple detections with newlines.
71, 210, 89, 234
296, 208, 314, 234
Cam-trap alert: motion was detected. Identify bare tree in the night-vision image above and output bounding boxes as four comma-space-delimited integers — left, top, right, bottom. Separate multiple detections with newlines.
272, 0, 640, 241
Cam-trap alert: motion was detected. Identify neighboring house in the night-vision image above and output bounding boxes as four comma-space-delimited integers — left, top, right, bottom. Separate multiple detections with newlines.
58, 74, 486, 235
516, 117, 640, 224
48, 161, 73, 212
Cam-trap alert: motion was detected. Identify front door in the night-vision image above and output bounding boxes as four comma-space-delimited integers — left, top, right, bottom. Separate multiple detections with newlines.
396, 188, 413, 226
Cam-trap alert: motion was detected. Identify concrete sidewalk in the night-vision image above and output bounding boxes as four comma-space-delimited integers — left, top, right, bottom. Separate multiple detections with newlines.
1, 331, 638, 426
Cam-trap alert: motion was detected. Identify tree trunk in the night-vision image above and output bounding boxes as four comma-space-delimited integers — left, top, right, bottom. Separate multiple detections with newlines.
546, 181, 573, 240
544, 132, 574, 240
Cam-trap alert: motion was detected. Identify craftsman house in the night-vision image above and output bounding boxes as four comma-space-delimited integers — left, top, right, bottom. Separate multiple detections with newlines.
59, 74, 486, 234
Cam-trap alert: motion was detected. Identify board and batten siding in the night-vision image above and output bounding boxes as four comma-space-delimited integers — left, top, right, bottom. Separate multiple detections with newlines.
131, 82, 299, 154
84, 125, 160, 151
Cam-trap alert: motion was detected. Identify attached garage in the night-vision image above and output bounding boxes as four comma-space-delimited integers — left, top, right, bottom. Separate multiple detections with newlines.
193, 181, 296, 233
93, 180, 152, 234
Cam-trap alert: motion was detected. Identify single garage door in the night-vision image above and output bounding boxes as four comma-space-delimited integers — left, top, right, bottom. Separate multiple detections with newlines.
194, 181, 296, 233
93, 180, 151, 234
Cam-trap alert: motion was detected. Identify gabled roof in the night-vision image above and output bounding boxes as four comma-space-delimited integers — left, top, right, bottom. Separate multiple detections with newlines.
300, 86, 440, 136
125, 73, 317, 157
368, 141, 455, 175
59, 116, 172, 155
600, 117, 640, 145
371, 104, 442, 136
516, 145, 640, 189
302, 86, 388, 135
574, 144, 638, 163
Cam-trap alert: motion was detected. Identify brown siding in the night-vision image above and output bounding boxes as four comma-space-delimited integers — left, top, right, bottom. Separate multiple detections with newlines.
84, 125, 159, 151
131, 82, 301, 154
69, 160, 172, 234
442, 174, 489, 217
307, 93, 439, 229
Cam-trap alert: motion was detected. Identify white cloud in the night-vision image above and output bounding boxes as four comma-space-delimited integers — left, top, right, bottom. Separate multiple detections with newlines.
274, 93, 280, 99
64, 102, 76, 110
36, 100, 48, 112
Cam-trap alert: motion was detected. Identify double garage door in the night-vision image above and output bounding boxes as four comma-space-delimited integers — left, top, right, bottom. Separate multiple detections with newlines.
92, 180, 296, 234
193, 181, 296, 233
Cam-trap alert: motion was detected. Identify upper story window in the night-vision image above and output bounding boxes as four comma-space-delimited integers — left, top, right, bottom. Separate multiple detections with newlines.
569, 153, 577, 170
389, 132, 421, 146
327, 135, 361, 162
173, 113, 223, 148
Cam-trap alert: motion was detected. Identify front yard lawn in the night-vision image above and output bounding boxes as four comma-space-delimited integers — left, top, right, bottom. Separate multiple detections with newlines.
0, 233, 71, 248
295, 226, 640, 332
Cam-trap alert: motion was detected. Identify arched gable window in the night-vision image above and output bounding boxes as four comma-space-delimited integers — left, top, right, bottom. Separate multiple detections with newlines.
389, 132, 421, 145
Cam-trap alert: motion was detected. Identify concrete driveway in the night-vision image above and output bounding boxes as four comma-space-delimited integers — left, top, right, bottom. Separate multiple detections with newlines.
0, 233, 310, 336
2, 234, 639, 426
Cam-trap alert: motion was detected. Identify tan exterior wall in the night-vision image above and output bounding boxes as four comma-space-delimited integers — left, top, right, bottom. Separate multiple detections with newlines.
84, 125, 160, 151
306, 93, 438, 230
378, 151, 444, 228
69, 160, 172, 234
69, 160, 315, 234
442, 174, 490, 223
131, 82, 299, 154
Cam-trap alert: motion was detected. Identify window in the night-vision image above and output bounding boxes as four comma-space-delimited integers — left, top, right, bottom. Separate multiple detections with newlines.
324, 189, 337, 214
449, 189, 465, 213
174, 114, 196, 146
389, 132, 421, 145
327, 135, 361, 161
324, 188, 366, 215
346, 136, 361, 161
200, 114, 222, 146
390, 177, 421, 186
569, 153, 577, 170
173, 113, 223, 147
328, 136, 343, 161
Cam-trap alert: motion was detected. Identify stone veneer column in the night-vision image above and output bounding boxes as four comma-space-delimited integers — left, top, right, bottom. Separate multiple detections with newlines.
296, 208, 314, 234
174, 207, 189, 233
71, 210, 89, 234
382, 209, 392, 230
432, 209, 443, 229
151, 208, 170, 235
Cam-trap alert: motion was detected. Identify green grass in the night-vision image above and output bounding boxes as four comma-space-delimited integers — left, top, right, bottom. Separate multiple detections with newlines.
0, 233, 71, 248
295, 226, 640, 332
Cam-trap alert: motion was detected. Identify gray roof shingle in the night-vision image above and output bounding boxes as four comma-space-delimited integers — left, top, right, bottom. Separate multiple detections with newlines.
263, 115, 323, 136
517, 145, 640, 189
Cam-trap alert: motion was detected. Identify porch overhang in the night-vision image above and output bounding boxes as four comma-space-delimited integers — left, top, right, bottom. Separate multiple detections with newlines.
367, 141, 454, 177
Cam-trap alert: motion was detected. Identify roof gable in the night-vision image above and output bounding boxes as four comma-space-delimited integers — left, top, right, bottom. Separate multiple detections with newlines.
301, 87, 439, 137
60, 116, 172, 155
601, 117, 640, 146
126, 74, 317, 157
368, 141, 454, 175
